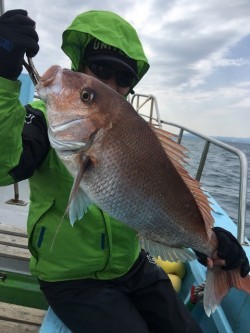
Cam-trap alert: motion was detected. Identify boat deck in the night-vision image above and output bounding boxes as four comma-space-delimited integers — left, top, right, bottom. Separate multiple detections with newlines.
0, 224, 29, 259
0, 181, 29, 230
0, 301, 46, 333
0, 224, 30, 274
0, 222, 47, 332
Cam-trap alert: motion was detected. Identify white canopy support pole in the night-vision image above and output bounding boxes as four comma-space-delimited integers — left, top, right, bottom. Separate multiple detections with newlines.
0, 0, 4, 15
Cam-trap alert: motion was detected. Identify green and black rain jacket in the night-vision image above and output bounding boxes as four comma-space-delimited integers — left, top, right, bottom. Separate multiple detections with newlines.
0, 10, 149, 282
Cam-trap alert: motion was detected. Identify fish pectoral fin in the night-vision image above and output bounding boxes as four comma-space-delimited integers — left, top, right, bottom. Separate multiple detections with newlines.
66, 154, 93, 225
67, 186, 93, 225
140, 237, 196, 262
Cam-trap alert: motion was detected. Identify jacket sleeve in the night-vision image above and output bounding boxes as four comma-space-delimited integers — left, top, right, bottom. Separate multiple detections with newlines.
0, 77, 50, 185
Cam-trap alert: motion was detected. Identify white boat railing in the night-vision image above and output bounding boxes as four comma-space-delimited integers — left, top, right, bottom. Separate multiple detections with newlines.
130, 93, 249, 245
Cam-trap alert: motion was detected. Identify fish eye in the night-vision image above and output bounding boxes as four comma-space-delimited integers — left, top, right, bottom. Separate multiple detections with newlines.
80, 89, 95, 102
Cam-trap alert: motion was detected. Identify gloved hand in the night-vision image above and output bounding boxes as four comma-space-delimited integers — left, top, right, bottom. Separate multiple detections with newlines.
213, 227, 249, 277
195, 227, 250, 277
0, 9, 39, 80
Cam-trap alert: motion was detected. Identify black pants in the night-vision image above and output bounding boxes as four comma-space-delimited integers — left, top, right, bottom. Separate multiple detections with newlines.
39, 251, 202, 333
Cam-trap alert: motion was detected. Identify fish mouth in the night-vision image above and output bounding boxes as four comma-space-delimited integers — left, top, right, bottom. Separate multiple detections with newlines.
48, 127, 87, 152
50, 119, 84, 133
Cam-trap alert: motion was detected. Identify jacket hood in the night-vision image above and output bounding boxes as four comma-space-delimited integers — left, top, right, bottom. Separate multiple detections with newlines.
61, 10, 149, 89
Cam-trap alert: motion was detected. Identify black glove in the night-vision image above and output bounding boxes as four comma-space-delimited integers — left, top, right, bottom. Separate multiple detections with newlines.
195, 227, 250, 278
0, 9, 39, 80
213, 227, 249, 277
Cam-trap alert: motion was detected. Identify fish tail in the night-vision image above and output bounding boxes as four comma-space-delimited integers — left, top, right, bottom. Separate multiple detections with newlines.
204, 266, 250, 316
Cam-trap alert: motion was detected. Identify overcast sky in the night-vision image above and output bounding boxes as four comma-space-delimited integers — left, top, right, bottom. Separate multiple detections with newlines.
4, 0, 250, 138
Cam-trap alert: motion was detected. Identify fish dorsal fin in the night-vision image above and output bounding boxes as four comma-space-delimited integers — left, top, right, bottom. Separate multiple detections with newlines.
151, 127, 188, 164
140, 236, 196, 262
151, 126, 214, 237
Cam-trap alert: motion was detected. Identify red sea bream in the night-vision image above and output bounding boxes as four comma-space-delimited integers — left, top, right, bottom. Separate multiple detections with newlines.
37, 65, 250, 316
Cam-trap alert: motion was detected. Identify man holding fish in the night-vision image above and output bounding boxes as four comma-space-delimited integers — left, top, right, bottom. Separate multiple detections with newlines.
0, 9, 249, 333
